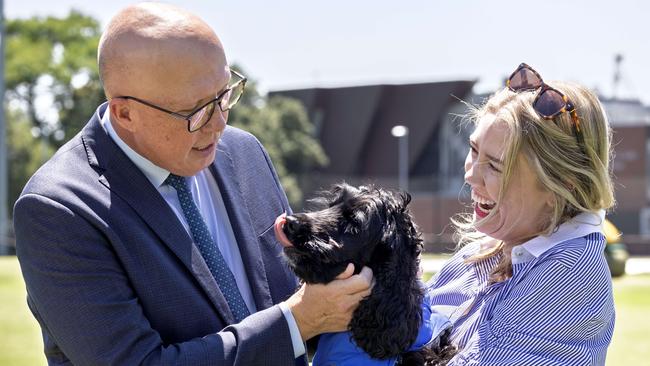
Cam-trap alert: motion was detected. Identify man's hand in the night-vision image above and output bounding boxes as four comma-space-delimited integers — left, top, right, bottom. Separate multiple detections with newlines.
284, 263, 373, 341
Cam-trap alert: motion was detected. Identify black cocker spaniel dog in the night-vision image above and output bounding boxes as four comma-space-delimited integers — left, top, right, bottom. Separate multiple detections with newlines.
274, 183, 455, 365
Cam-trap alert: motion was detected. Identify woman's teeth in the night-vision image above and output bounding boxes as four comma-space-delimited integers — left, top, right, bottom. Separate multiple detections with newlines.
471, 191, 496, 211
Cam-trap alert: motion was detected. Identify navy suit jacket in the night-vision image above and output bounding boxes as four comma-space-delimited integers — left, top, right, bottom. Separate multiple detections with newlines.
14, 104, 305, 365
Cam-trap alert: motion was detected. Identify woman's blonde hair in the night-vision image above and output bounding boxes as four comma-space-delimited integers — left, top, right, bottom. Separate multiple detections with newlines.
455, 81, 615, 282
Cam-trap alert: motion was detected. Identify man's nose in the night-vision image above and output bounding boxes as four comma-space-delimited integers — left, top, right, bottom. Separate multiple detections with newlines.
202, 109, 227, 133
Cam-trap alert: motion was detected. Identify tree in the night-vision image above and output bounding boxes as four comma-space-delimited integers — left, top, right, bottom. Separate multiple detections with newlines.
228, 71, 328, 208
6, 110, 54, 215
4, 11, 103, 214
5, 10, 104, 147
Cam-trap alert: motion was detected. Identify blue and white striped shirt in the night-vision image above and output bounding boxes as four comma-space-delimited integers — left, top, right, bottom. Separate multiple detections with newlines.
425, 211, 615, 365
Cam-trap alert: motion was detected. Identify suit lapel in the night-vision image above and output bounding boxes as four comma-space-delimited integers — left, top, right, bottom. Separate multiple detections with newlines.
81, 104, 236, 324
211, 142, 274, 311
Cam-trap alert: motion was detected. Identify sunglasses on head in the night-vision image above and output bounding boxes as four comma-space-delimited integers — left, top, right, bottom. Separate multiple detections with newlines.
506, 63, 584, 143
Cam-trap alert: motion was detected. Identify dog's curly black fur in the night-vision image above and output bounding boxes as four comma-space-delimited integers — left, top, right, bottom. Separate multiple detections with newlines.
281, 183, 455, 365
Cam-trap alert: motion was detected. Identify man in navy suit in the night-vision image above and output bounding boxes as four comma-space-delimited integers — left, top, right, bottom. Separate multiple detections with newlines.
13, 3, 372, 365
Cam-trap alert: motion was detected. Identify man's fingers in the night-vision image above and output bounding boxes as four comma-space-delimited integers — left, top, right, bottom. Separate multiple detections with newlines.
337, 266, 373, 294
349, 266, 373, 290
335, 263, 355, 280
358, 266, 373, 284
339, 288, 373, 313
356, 287, 373, 299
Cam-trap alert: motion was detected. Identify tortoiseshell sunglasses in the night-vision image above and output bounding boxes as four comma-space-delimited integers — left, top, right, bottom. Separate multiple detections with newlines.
506, 63, 584, 143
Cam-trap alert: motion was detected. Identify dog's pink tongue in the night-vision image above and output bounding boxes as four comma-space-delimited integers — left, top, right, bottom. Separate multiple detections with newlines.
274, 214, 294, 248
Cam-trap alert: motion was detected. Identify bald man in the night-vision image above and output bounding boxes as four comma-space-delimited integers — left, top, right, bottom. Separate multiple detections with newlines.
14, 3, 372, 365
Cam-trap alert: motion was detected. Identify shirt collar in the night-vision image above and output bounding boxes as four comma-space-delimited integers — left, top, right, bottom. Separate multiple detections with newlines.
100, 106, 170, 188
511, 210, 606, 264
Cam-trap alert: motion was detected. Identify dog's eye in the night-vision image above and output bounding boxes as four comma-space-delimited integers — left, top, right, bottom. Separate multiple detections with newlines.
352, 211, 367, 226
344, 223, 360, 235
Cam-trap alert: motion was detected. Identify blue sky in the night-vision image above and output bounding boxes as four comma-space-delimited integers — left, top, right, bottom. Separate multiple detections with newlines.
7, 0, 650, 104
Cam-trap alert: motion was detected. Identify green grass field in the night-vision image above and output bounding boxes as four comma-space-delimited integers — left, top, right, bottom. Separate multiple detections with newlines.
606, 274, 650, 365
0, 257, 46, 366
1, 256, 648, 365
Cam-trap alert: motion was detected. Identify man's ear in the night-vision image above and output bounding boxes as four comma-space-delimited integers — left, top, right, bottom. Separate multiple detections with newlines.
109, 98, 136, 133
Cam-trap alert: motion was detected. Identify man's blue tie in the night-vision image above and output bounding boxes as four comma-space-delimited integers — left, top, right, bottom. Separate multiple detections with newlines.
165, 174, 250, 322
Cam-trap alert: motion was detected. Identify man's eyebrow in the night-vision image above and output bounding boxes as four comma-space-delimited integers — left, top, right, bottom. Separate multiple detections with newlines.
179, 97, 212, 114
178, 78, 231, 113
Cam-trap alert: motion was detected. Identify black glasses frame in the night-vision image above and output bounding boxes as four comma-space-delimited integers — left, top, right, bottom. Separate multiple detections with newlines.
114, 69, 247, 132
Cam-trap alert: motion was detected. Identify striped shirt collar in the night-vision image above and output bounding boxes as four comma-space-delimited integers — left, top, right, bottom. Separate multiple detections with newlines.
100, 105, 170, 188
511, 210, 606, 264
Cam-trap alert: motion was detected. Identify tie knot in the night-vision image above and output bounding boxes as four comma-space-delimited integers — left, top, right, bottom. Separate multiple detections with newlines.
165, 174, 188, 192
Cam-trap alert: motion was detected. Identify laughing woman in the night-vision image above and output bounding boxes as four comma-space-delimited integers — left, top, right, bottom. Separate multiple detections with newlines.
426, 63, 615, 365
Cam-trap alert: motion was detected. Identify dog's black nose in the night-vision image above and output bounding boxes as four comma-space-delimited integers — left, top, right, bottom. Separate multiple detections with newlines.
284, 215, 301, 236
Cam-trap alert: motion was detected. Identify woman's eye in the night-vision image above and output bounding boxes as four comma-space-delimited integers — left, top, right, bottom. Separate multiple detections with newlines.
489, 163, 502, 173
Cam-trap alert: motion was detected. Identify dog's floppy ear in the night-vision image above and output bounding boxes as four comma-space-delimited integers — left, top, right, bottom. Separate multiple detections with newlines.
349, 197, 424, 359
309, 183, 355, 208
327, 182, 359, 206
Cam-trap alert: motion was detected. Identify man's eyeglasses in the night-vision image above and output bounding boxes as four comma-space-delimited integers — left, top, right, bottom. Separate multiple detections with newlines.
115, 69, 247, 132
506, 63, 583, 143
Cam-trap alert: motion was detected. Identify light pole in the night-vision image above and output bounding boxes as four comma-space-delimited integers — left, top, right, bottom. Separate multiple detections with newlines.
391, 125, 409, 192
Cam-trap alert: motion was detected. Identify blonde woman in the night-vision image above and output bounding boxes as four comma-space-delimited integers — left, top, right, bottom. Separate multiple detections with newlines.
426, 63, 615, 365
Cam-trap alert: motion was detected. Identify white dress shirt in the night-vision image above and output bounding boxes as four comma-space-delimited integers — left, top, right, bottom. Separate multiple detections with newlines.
510, 209, 605, 264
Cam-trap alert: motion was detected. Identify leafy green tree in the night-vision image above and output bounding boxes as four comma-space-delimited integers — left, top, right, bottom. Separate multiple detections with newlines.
4, 11, 103, 213
5, 10, 103, 146
228, 72, 328, 208
6, 110, 54, 215
5, 10, 104, 214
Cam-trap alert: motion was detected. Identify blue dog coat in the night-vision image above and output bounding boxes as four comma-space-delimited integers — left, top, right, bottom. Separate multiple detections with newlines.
312, 293, 451, 366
